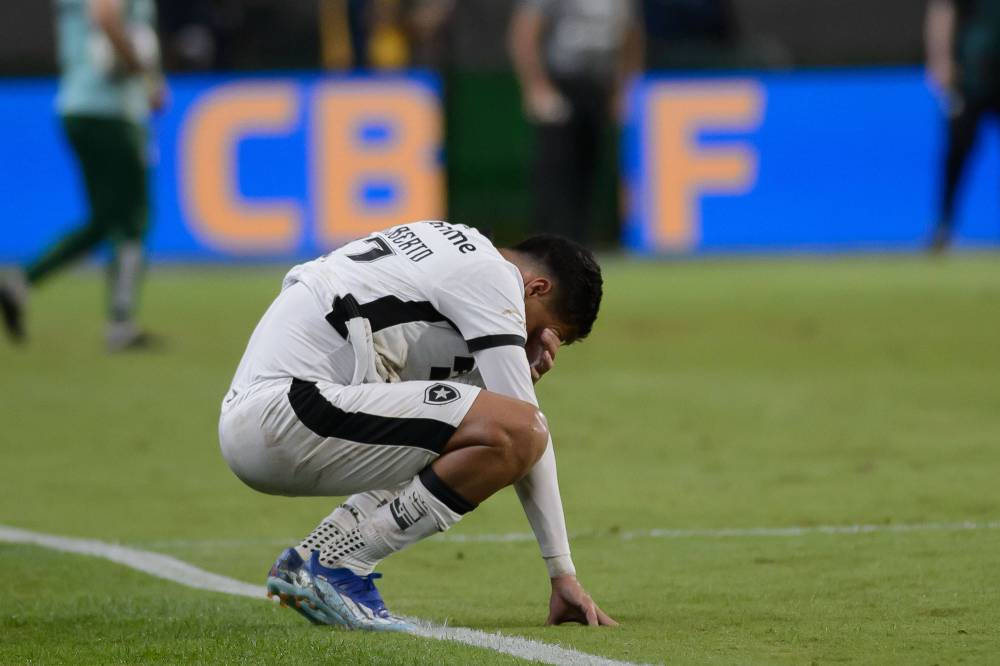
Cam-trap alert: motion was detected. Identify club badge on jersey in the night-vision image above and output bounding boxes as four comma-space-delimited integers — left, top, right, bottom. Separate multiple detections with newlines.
424, 384, 461, 405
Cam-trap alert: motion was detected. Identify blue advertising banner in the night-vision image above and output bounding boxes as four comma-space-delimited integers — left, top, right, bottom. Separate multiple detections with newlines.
0, 73, 442, 263
623, 70, 1000, 255
2, 69, 997, 262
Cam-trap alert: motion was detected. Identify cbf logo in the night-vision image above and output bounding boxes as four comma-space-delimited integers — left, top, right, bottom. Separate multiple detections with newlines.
424, 383, 460, 405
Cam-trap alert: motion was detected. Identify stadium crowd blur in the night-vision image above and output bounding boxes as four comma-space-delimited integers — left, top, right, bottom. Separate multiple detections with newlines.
154, 1, 761, 73
1, 1, 933, 248
123, 0, 754, 246
154, 0, 784, 245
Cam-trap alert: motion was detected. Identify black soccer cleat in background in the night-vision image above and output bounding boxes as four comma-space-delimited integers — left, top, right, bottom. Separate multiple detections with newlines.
0, 285, 25, 343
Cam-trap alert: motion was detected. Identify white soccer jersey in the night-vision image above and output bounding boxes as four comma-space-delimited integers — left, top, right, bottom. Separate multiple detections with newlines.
283, 221, 529, 386
227, 220, 575, 577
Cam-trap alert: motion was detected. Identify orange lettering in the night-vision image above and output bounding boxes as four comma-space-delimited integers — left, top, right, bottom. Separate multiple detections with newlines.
313, 81, 443, 246
180, 83, 302, 253
649, 81, 765, 251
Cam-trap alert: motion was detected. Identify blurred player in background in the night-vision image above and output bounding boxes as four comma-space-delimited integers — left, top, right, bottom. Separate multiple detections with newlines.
219, 222, 616, 630
509, 0, 644, 245
926, 0, 1000, 252
317, 0, 455, 71
0, 0, 165, 350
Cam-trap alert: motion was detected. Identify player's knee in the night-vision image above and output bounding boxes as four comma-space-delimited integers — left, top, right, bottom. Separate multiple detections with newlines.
457, 399, 549, 481
500, 405, 549, 479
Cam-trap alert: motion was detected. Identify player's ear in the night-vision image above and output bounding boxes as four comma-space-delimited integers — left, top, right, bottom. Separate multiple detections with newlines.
524, 276, 553, 299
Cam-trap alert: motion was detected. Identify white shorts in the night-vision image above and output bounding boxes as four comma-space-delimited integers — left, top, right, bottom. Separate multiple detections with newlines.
219, 281, 482, 496
219, 376, 480, 497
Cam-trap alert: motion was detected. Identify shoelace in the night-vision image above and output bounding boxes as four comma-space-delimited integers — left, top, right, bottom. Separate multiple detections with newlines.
335, 572, 389, 615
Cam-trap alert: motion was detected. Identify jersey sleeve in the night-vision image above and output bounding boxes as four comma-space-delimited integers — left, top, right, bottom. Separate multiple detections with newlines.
473, 345, 576, 577
432, 260, 528, 353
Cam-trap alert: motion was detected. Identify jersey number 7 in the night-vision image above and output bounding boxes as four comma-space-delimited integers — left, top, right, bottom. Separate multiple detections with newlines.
347, 236, 395, 263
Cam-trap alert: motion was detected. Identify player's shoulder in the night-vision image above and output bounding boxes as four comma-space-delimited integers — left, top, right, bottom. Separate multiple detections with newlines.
400, 223, 520, 292
407, 220, 500, 255
390, 221, 513, 273
428, 225, 519, 277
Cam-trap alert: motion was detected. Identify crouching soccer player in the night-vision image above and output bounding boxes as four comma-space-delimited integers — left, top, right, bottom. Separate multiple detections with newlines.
218, 221, 616, 630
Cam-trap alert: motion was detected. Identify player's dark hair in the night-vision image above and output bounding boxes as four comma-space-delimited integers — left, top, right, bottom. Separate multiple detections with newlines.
512, 235, 603, 342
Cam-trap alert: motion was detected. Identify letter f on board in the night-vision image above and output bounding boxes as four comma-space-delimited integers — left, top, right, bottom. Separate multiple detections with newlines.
649, 81, 765, 251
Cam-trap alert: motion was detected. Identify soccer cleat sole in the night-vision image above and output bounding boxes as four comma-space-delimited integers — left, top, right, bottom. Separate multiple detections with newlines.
267, 574, 414, 632
266, 576, 328, 625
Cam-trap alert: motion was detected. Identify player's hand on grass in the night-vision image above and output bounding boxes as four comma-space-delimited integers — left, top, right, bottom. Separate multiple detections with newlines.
547, 575, 618, 627
527, 327, 560, 384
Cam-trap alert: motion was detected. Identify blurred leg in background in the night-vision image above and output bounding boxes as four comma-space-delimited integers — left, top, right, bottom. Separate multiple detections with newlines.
347, 0, 373, 69
926, 0, 1000, 252
532, 78, 610, 245
104, 120, 151, 351
23, 117, 119, 289
532, 110, 578, 241
933, 99, 983, 252
0, 115, 153, 350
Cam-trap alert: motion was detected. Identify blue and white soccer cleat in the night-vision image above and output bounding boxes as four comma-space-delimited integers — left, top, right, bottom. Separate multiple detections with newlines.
296, 551, 415, 632
265, 548, 325, 625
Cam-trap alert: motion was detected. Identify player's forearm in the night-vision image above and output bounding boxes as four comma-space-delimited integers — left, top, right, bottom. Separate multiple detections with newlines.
473, 345, 537, 405
514, 439, 575, 578
90, 0, 145, 73
472, 345, 575, 576
509, 7, 554, 92
926, 0, 956, 67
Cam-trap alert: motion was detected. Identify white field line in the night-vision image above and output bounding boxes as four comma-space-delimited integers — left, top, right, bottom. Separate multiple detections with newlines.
447, 519, 1000, 542
620, 520, 1000, 540
0, 524, 641, 666
134, 519, 1000, 550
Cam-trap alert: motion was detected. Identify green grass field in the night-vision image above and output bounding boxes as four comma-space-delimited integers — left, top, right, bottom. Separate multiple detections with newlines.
2, 255, 1000, 665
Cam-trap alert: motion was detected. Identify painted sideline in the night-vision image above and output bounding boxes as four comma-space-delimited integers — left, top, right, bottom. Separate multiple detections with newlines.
0, 524, 640, 666
134, 519, 1000, 550
451, 519, 1000, 543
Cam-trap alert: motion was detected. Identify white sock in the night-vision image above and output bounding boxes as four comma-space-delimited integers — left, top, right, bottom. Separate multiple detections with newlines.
109, 241, 143, 323
319, 468, 475, 575
295, 489, 396, 560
